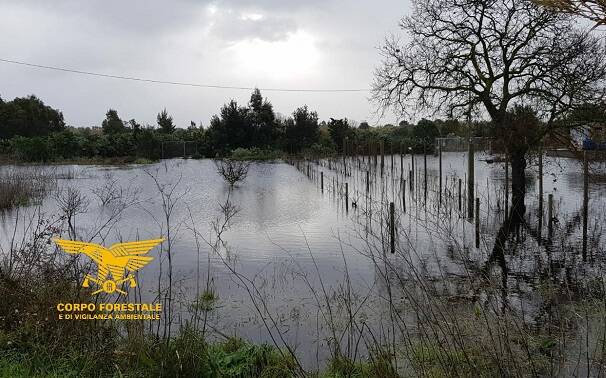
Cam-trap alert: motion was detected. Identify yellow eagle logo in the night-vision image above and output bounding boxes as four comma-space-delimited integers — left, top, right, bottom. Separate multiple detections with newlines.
53, 238, 164, 295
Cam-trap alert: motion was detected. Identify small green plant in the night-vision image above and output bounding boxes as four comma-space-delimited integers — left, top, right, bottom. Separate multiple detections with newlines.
191, 289, 219, 312
133, 157, 154, 165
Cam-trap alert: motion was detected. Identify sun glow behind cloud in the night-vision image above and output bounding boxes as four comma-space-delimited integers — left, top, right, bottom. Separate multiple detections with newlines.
229, 30, 321, 80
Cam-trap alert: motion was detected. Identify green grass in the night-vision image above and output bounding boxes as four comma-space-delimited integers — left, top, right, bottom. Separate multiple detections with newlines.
230, 148, 284, 161
320, 350, 398, 378
0, 331, 297, 378
132, 158, 154, 165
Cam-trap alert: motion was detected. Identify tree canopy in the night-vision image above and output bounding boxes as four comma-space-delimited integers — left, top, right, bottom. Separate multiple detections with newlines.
157, 108, 175, 134
102, 109, 125, 135
285, 106, 319, 152
0, 95, 65, 139
327, 118, 352, 152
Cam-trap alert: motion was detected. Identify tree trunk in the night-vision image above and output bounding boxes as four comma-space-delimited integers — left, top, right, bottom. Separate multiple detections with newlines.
509, 148, 527, 225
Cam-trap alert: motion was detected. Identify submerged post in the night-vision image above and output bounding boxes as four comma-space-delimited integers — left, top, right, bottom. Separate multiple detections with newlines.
582, 152, 589, 260
380, 140, 385, 174
409, 170, 413, 196
538, 148, 543, 245
439, 142, 443, 205
345, 182, 349, 212
467, 140, 475, 219
548, 193, 553, 240
400, 143, 404, 173
366, 170, 370, 192
505, 155, 509, 217
391, 142, 394, 171
423, 143, 428, 204
411, 152, 415, 187
403, 179, 406, 213
321, 171, 324, 192
389, 202, 395, 254
458, 178, 462, 213
475, 198, 480, 248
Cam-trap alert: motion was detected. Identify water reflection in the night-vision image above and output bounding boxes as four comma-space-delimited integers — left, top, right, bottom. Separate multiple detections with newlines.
1, 154, 605, 369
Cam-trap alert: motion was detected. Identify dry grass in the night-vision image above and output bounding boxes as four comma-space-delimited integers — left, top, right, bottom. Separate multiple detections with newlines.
0, 169, 52, 211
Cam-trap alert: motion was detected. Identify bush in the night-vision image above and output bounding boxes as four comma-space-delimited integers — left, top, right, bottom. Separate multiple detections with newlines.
10, 137, 52, 162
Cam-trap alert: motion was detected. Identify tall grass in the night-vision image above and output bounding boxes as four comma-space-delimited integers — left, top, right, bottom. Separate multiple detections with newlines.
0, 169, 51, 211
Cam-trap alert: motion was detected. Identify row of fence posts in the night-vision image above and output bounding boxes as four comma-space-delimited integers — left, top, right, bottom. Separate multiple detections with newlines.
296, 138, 482, 253
292, 140, 591, 258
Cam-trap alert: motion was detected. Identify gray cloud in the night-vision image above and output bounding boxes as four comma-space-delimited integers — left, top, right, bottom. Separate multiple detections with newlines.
0, 0, 408, 127
209, 9, 297, 42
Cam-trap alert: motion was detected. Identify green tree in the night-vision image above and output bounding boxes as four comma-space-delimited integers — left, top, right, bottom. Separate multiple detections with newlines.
284, 106, 319, 152
101, 109, 125, 135
327, 118, 352, 152
413, 119, 440, 143
359, 121, 370, 130
207, 100, 252, 155
0, 95, 65, 139
50, 129, 81, 159
128, 119, 142, 134
248, 89, 276, 146
157, 109, 175, 134
437, 119, 462, 136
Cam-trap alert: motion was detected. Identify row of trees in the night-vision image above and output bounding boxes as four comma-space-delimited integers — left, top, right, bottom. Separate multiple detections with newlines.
101, 108, 176, 135
1, 89, 488, 161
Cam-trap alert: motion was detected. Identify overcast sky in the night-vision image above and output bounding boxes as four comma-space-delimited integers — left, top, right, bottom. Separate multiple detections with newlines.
0, 0, 409, 128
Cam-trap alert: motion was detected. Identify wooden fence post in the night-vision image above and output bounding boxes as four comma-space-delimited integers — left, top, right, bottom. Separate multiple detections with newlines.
321, 171, 324, 192
468, 140, 475, 219
475, 198, 480, 248
390, 202, 395, 254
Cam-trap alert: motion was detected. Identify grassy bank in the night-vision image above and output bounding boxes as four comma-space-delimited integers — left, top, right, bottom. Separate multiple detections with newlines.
0, 254, 299, 378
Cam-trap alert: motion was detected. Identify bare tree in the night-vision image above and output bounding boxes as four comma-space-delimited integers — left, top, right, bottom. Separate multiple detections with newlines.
55, 187, 89, 239
534, 0, 606, 27
373, 0, 606, 222
215, 159, 250, 188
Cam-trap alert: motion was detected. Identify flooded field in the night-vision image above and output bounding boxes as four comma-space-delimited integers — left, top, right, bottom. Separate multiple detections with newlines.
1, 152, 605, 373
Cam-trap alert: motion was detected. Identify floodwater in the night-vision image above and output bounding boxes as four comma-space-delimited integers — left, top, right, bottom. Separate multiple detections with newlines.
1, 152, 605, 369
